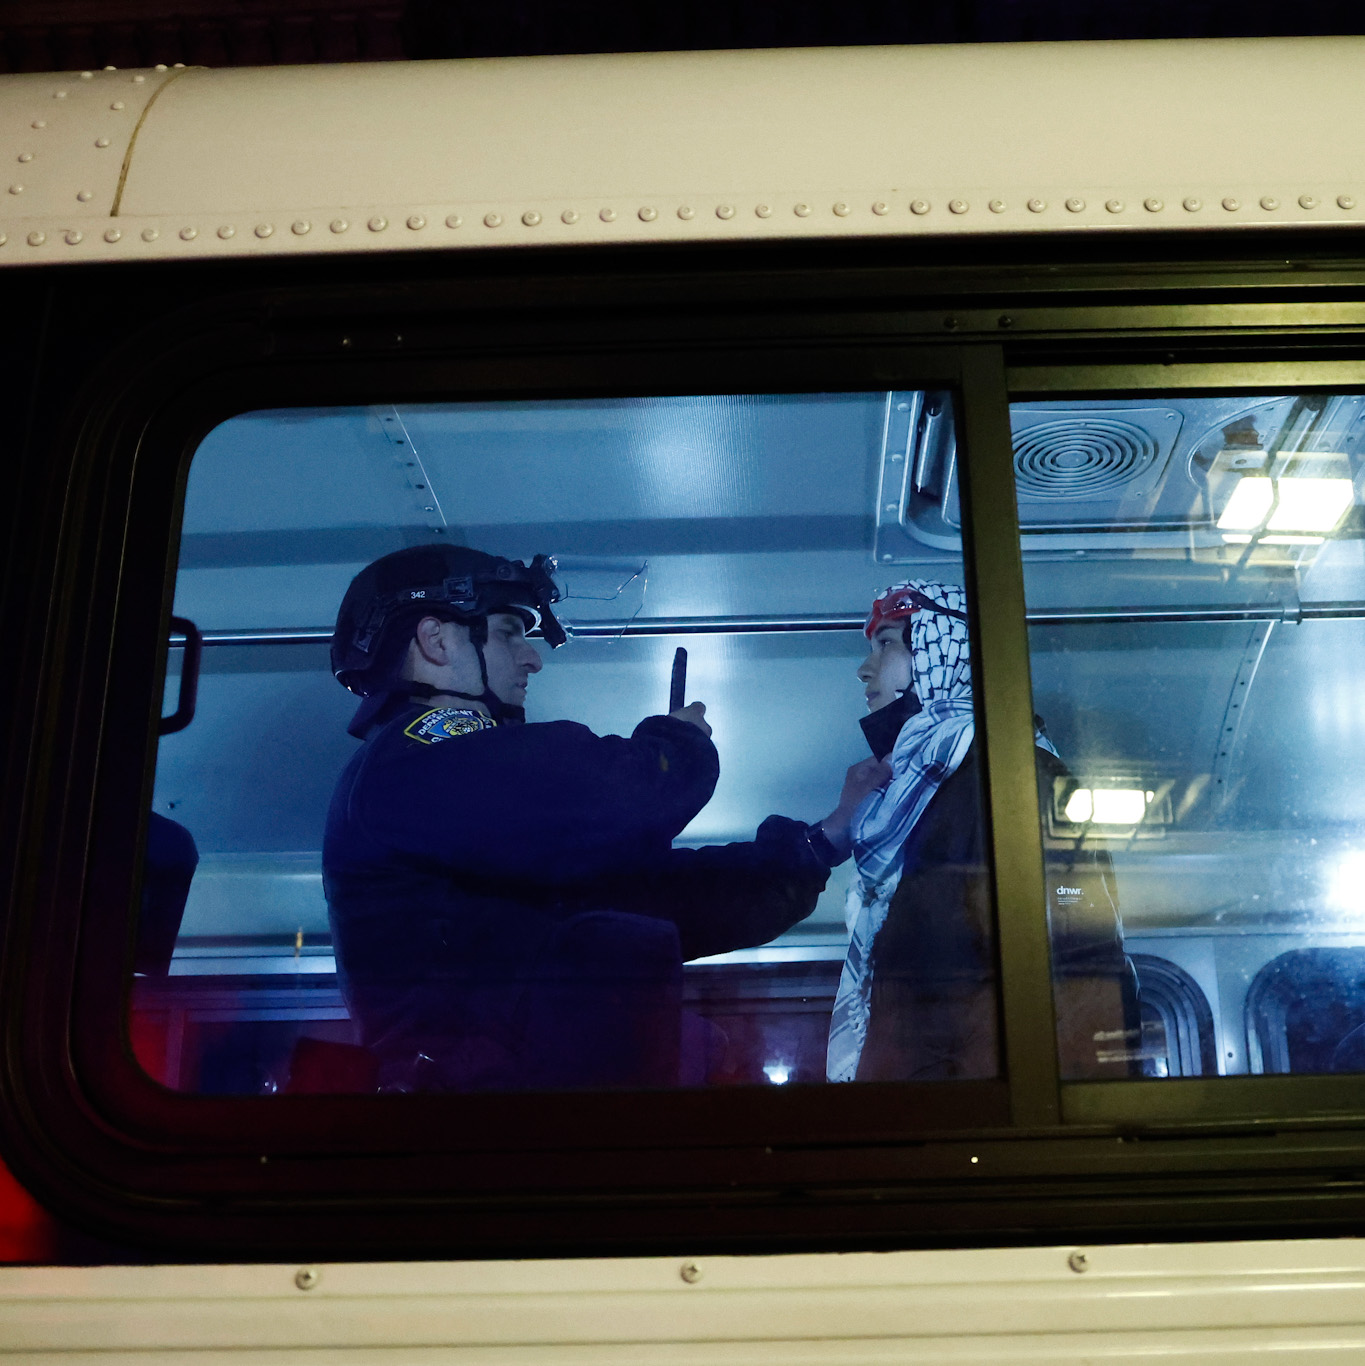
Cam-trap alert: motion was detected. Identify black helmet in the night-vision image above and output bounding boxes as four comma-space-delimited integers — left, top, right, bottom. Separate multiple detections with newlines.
331, 543, 565, 698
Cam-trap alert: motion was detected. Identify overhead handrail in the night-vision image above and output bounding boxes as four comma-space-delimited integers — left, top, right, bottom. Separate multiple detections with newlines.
168, 599, 1365, 648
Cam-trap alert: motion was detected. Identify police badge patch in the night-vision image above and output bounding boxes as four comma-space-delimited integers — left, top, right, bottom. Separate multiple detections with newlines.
403, 708, 496, 744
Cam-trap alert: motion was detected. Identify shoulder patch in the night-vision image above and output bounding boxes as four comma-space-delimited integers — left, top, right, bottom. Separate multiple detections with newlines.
403, 707, 496, 745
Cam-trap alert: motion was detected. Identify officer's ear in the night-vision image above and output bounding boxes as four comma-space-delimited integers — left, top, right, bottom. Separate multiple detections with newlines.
411, 614, 464, 668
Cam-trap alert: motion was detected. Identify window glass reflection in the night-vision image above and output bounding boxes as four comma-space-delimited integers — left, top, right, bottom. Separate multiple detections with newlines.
1009, 393, 1365, 1077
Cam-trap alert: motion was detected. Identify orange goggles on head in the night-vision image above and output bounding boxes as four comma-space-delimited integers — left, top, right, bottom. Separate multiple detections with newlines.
863, 585, 969, 640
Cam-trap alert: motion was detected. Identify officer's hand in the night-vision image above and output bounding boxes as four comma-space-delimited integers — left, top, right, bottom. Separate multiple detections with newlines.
817, 757, 893, 857
838, 756, 893, 813
669, 700, 712, 737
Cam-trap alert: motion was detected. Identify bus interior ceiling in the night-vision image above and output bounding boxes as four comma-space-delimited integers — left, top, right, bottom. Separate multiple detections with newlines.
139, 389, 1365, 1091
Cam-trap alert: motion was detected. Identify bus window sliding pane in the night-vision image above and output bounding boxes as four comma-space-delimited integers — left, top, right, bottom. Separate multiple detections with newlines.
132, 391, 1007, 1096
1009, 393, 1365, 1079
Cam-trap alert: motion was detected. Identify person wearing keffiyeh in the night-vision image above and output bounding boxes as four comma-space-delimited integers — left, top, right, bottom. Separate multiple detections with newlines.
826, 580, 1059, 1083
825, 579, 1138, 1084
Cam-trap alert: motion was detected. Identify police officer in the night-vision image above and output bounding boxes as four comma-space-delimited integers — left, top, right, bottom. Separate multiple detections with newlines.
324, 543, 877, 1092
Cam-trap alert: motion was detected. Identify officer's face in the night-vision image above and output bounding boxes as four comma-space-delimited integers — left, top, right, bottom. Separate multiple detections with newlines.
857, 622, 914, 712
483, 612, 543, 706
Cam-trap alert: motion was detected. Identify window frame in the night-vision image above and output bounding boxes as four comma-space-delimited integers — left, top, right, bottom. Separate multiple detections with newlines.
39, 294, 1050, 1211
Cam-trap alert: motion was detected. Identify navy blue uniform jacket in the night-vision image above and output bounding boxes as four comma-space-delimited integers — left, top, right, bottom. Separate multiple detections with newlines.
324, 704, 831, 1091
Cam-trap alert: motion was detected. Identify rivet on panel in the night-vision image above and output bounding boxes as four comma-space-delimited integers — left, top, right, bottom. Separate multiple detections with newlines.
1299, 194, 1319, 209
104, 227, 121, 242
7, 184, 23, 194
110, 101, 125, 111
948, 199, 968, 214
446, 214, 463, 228
522, 210, 541, 226
484, 212, 503, 228
174, 63, 185, 69
293, 220, 311, 235
794, 203, 812, 217
367, 216, 387, 232
1144, 198, 1164, 212
154, 64, 167, 72
255, 223, 274, 238
910, 199, 930, 215
54, 89, 68, 99
179, 226, 197, 240
871, 201, 889, 216
1067, 1251, 1089, 1274
132, 74, 146, 83
1183, 196, 1202, 212
18, 152, 33, 163
80, 70, 94, 80
0, 233, 6, 246
832, 201, 850, 216
1027, 198, 1046, 212
1260, 196, 1279, 211
1222, 197, 1240, 211
142, 227, 159, 241
754, 204, 772, 219
599, 207, 616, 222
65, 229, 82, 245
679, 1261, 702, 1285
1065, 197, 1085, 213
27, 231, 45, 246
76, 189, 93, 202
103, 65, 116, 71
716, 204, 736, 219
408, 214, 428, 229
1105, 199, 1124, 213
988, 199, 1005, 213
1339, 195, 1357, 210
676, 206, 694, 220
217, 225, 235, 239
331, 218, 349, 233
638, 206, 657, 221
31, 119, 46, 128
95, 137, 111, 148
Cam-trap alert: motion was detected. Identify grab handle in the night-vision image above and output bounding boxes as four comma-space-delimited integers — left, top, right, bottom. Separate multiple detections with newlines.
160, 616, 202, 735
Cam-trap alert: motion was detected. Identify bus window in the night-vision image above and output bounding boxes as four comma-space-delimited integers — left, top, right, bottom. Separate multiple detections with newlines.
132, 391, 1010, 1095
1005, 393, 1365, 1078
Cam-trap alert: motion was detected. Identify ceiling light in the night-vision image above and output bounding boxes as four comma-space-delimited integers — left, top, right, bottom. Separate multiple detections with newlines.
1265, 477, 1355, 533
1091, 789, 1149, 824
1063, 787, 1149, 825
1221, 533, 1252, 544
1328, 850, 1365, 916
1260, 534, 1325, 546
1216, 476, 1274, 530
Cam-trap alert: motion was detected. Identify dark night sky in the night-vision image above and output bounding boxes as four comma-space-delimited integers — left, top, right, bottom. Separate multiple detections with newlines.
1, 0, 1362, 72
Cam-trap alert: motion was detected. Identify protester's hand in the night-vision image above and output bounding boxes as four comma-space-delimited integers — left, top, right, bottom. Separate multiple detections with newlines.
668, 700, 712, 737
817, 757, 892, 857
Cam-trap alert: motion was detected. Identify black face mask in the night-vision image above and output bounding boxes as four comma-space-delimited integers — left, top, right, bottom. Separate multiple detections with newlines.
859, 688, 922, 761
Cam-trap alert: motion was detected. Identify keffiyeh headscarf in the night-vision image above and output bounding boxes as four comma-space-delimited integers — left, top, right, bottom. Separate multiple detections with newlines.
826, 580, 1054, 1082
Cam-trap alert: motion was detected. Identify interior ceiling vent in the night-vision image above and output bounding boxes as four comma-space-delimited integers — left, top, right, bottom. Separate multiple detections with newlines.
1013, 418, 1160, 500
